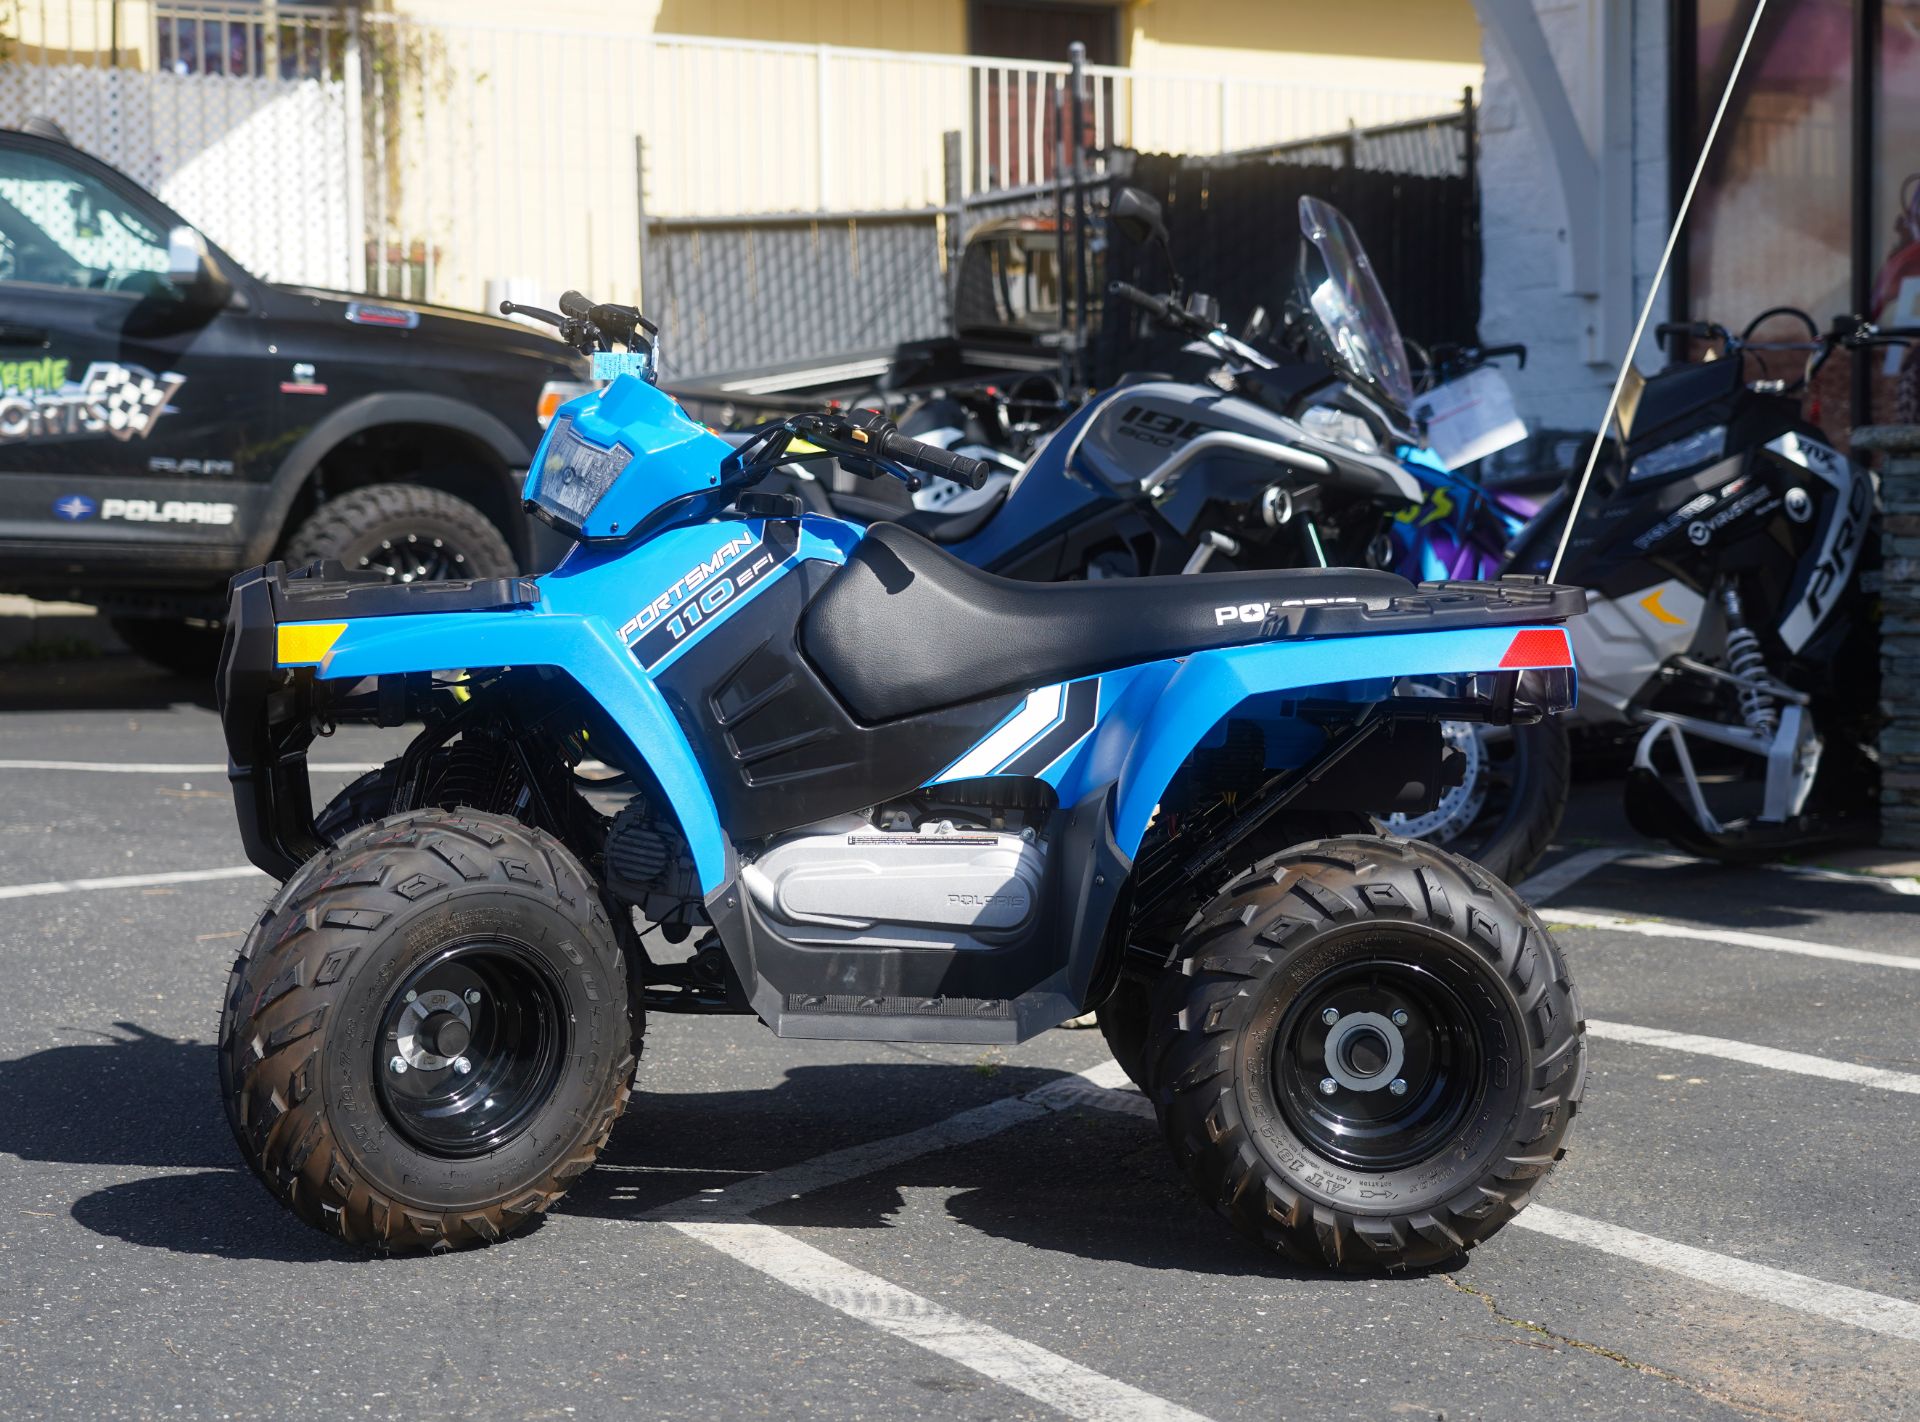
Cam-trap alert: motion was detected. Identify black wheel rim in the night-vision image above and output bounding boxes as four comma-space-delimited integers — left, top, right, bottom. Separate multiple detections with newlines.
356, 532, 472, 582
1271, 952, 1486, 1172
373, 939, 567, 1159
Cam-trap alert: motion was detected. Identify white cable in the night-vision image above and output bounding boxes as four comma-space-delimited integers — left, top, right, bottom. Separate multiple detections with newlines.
1549, 0, 1772, 582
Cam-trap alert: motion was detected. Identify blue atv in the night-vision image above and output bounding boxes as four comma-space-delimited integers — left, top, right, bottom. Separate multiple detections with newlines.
215, 293, 1586, 1270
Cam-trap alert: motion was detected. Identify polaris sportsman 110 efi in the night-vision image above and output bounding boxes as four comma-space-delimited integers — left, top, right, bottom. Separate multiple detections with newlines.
216, 292, 1585, 1270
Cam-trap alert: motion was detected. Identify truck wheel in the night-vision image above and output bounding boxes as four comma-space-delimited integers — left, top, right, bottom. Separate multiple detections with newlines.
218, 808, 635, 1250
284, 484, 515, 581
1145, 834, 1583, 1272
110, 615, 225, 679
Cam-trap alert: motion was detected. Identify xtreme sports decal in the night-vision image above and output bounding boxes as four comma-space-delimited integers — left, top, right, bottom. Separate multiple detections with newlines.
0, 361, 186, 444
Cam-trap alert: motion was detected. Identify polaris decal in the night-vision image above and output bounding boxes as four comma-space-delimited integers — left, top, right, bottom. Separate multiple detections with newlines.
623, 522, 799, 669
51, 494, 96, 521
0, 361, 185, 444
1770, 432, 1869, 653
1214, 595, 1365, 627
100, 498, 235, 525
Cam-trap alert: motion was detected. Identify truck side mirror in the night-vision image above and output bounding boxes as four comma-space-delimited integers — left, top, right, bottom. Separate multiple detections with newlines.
168, 225, 234, 313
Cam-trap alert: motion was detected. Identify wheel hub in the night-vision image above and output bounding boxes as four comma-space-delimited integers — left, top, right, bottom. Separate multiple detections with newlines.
393, 989, 473, 1072
374, 941, 566, 1159
1321, 1010, 1406, 1093
1272, 952, 1485, 1172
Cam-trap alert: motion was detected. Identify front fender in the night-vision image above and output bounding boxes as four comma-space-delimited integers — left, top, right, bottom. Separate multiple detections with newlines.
1108, 626, 1572, 857
313, 609, 729, 891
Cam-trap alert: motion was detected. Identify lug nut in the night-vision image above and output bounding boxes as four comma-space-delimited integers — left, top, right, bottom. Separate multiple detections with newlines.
1318, 1077, 1338, 1096
389, 1055, 408, 1075
1389, 1077, 1408, 1096
1391, 1009, 1409, 1027
453, 1056, 472, 1076
1321, 1007, 1341, 1026
464, 989, 482, 1005
404, 990, 418, 1004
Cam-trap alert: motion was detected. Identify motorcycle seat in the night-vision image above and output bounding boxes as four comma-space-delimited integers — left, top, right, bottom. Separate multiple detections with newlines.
896, 487, 1009, 544
803, 522, 1414, 722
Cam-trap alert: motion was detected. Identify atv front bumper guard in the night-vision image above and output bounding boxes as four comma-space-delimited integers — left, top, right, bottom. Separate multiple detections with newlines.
219, 560, 541, 878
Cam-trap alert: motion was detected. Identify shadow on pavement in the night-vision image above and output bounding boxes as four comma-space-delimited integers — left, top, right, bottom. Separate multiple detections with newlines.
22, 1028, 1459, 1276
1554, 856, 1920, 932
574, 1062, 1464, 1281
0, 656, 217, 714
0, 1021, 359, 1261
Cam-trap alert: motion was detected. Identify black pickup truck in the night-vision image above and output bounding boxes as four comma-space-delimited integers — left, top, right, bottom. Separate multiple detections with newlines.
0, 122, 590, 673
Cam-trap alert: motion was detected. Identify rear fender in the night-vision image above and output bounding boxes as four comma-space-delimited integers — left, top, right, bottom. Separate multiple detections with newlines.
302, 610, 728, 890
1106, 625, 1574, 857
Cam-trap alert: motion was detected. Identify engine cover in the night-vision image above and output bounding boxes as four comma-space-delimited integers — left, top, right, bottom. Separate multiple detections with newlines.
741, 817, 1046, 951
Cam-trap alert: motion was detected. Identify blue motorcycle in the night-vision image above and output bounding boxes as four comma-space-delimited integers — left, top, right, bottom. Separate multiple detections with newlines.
215, 290, 1585, 1271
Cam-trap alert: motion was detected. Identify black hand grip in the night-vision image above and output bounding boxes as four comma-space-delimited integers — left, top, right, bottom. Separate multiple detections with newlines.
558, 289, 593, 319
1110, 280, 1178, 323
880, 431, 995, 490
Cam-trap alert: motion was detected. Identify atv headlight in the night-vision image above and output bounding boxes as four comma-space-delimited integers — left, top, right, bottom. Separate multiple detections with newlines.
1630, 424, 1725, 483
528, 416, 633, 531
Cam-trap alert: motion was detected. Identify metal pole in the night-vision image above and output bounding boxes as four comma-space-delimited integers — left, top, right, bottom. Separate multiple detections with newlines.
1069, 41, 1089, 395
343, 7, 367, 293
942, 129, 963, 326
1852, 0, 1879, 429
635, 134, 651, 312
1053, 82, 1072, 398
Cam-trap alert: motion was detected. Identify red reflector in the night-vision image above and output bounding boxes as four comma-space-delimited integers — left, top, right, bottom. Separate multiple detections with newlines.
1499, 629, 1573, 668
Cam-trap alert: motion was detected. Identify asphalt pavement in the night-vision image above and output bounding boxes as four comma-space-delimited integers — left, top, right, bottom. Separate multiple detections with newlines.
3, 629, 1919, 1421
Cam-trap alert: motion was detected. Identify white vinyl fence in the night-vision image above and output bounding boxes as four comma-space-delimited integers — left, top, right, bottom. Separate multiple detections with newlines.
5, 0, 1466, 316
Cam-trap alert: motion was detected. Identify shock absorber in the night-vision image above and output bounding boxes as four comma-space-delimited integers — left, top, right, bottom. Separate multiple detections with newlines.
1720, 584, 1778, 736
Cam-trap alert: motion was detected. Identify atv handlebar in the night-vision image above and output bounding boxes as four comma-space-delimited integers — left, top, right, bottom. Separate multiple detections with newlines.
841, 409, 996, 489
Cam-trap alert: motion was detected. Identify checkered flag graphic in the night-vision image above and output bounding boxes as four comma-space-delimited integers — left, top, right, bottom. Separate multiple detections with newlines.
79, 363, 187, 441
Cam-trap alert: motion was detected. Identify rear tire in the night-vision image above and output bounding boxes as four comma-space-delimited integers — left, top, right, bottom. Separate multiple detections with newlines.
217, 809, 635, 1251
283, 484, 515, 581
1145, 834, 1582, 1272
110, 615, 224, 679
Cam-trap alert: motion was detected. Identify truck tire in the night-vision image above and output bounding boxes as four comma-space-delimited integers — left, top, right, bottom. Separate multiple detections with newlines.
110, 615, 226, 679
283, 483, 515, 581
217, 808, 635, 1250
1145, 834, 1583, 1272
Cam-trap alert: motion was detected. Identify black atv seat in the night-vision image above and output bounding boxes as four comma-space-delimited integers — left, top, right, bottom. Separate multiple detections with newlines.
802, 522, 1414, 722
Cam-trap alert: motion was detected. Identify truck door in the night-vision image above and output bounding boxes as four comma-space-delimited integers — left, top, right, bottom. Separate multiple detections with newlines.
0, 134, 271, 579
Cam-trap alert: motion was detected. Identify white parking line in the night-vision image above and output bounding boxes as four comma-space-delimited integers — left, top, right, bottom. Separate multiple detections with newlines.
674, 1219, 1210, 1422
1589, 1019, 1920, 1094
0, 865, 263, 900
0, 759, 379, 773
1512, 1205, 1920, 1343
1515, 846, 1632, 904
655, 1060, 1207, 1422
1545, 907, 1920, 971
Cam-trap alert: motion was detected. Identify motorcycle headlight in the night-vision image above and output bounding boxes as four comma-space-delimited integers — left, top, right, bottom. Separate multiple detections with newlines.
528, 415, 633, 532
1630, 424, 1725, 483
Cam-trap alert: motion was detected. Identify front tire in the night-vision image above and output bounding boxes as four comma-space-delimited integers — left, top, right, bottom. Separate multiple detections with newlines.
1145, 835, 1583, 1272
217, 809, 635, 1250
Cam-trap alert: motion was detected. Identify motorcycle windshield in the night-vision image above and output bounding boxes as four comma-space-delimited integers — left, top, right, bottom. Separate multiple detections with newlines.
1297, 196, 1414, 412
